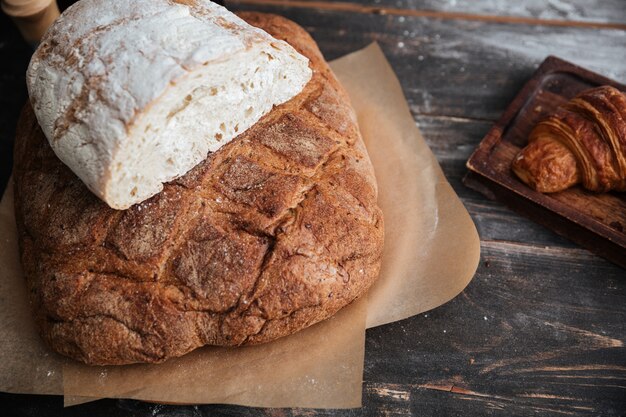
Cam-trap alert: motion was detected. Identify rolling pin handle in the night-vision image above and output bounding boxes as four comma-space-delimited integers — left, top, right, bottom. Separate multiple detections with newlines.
1, 0, 60, 46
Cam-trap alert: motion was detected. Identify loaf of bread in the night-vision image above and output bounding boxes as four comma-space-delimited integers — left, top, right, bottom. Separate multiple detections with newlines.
512, 86, 626, 193
14, 12, 384, 365
26, 0, 312, 209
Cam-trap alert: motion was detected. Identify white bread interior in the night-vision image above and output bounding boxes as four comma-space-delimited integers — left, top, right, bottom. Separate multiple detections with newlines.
26, 0, 312, 209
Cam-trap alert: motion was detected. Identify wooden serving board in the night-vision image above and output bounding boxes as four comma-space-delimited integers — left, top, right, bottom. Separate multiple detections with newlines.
465, 56, 626, 269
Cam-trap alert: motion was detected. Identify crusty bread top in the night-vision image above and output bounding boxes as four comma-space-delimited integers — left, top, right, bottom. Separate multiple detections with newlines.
27, 0, 312, 209
14, 12, 384, 365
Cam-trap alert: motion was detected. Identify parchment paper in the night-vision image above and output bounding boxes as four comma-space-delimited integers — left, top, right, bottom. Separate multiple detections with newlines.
0, 43, 480, 408
334, 44, 480, 327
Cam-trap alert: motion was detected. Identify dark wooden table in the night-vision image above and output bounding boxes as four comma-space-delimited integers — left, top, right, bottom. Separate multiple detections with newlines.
1, 1, 625, 416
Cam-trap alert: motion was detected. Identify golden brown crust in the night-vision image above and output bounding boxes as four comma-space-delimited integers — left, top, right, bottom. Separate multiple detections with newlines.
13, 13, 384, 365
512, 85, 626, 193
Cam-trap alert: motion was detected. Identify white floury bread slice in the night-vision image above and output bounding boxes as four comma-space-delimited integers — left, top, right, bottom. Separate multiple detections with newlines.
26, 0, 312, 209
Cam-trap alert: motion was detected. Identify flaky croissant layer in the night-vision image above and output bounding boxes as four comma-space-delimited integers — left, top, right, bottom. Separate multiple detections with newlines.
512, 85, 626, 193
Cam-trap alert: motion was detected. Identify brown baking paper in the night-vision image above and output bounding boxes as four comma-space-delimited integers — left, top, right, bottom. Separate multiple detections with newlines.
333, 44, 480, 327
0, 43, 479, 408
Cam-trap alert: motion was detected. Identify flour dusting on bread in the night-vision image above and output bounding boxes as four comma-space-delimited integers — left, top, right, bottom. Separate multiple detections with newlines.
27, 0, 312, 209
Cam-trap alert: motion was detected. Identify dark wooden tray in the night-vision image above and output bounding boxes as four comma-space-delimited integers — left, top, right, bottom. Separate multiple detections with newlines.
464, 56, 626, 269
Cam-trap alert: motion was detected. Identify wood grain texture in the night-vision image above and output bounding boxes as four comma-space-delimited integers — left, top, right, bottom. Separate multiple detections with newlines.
1, 0, 625, 416
362, 240, 626, 416
227, 1, 626, 120
466, 56, 626, 268
231, 0, 626, 30
281, 0, 626, 26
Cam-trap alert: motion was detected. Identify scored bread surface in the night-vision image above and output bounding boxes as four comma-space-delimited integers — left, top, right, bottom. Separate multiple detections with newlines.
14, 12, 384, 365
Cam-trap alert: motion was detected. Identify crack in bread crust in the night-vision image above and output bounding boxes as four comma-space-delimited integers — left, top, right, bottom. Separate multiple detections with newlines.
14, 12, 385, 365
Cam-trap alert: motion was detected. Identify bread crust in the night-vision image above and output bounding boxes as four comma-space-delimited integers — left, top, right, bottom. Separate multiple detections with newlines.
26, 0, 312, 209
14, 12, 384, 365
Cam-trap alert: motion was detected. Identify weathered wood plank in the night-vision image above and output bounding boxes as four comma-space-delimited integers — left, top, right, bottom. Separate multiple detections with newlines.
254, 0, 626, 26
227, 1, 626, 122
361, 239, 626, 416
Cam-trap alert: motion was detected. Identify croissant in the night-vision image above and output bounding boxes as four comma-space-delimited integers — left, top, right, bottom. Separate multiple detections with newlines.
512, 85, 626, 193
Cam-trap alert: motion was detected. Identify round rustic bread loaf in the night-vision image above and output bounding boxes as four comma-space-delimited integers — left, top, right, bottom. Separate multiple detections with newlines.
13, 12, 384, 365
